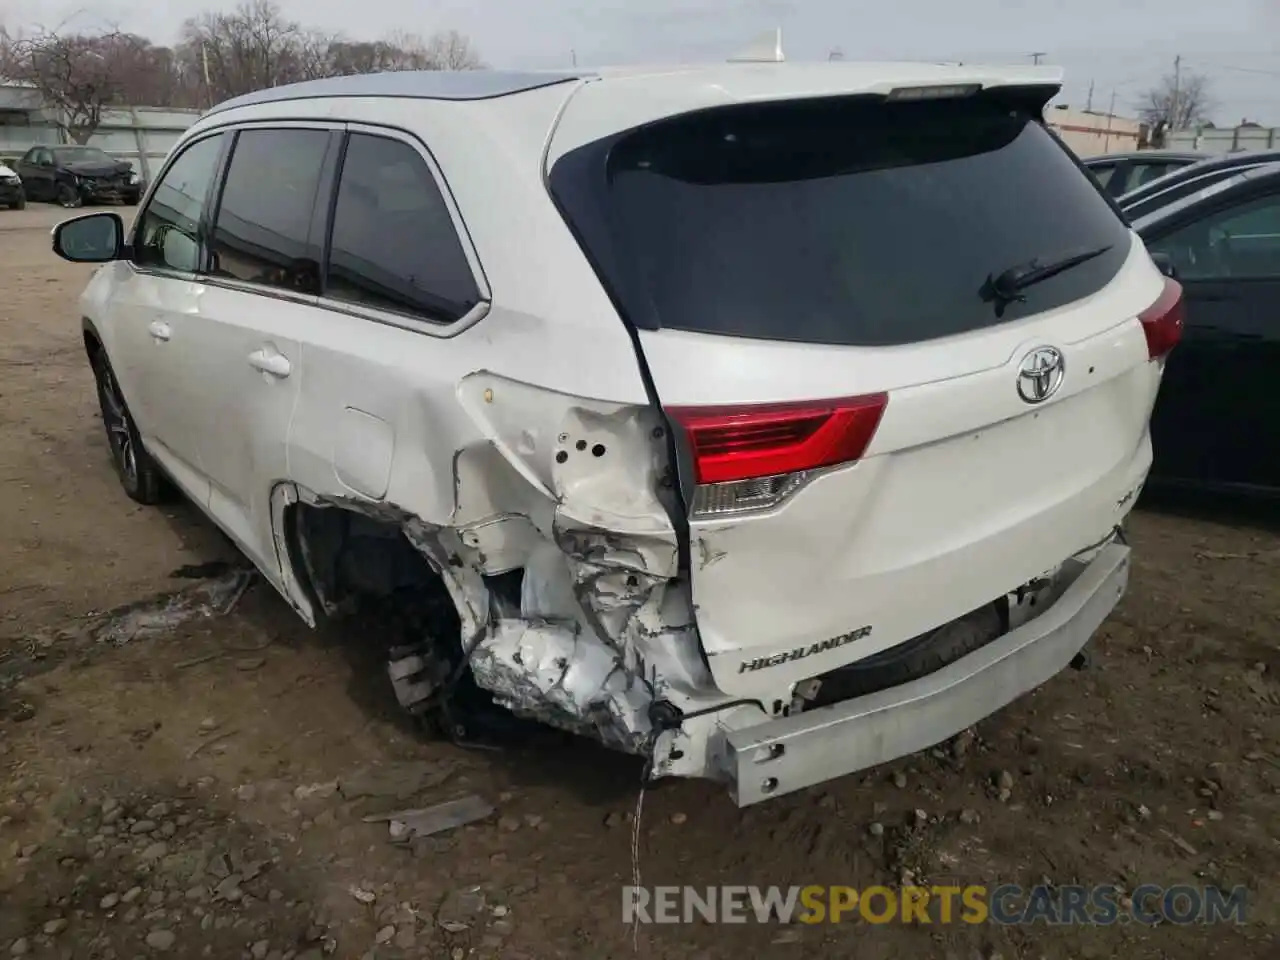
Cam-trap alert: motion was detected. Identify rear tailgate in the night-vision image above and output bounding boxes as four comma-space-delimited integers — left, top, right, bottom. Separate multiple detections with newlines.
548, 77, 1180, 698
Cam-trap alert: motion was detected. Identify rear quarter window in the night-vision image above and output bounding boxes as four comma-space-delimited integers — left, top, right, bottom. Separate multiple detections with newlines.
1089, 164, 1117, 188
552, 93, 1132, 346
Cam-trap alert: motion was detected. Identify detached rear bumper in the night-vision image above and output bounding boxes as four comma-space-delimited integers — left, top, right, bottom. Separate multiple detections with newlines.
724, 542, 1130, 806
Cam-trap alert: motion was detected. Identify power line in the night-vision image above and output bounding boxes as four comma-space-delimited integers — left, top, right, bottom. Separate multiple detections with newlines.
1187, 60, 1280, 78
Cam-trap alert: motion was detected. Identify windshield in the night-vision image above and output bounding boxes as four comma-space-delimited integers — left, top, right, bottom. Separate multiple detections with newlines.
551, 94, 1131, 347
53, 147, 114, 164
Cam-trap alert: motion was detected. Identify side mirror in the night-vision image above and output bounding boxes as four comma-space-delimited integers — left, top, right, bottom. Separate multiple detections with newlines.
1149, 251, 1178, 280
52, 212, 126, 263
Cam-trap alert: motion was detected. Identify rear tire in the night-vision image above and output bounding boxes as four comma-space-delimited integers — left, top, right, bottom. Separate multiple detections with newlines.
90, 349, 168, 505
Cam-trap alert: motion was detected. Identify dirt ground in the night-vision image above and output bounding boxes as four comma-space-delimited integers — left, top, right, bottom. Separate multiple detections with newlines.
1, 203, 1277, 960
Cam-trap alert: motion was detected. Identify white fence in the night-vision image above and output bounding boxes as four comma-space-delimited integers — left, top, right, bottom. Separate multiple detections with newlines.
1168, 125, 1280, 155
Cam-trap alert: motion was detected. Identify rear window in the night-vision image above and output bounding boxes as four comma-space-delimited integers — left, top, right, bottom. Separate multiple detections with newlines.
551, 94, 1132, 346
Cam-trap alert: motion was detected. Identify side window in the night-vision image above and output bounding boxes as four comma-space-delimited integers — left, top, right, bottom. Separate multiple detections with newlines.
1134, 163, 1171, 188
1110, 164, 1144, 196
209, 128, 330, 294
1089, 163, 1116, 189
1149, 192, 1280, 281
325, 133, 481, 323
133, 134, 225, 273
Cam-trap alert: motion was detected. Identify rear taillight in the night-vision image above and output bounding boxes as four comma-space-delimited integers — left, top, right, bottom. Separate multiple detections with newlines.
1139, 276, 1184, 361
666, 394, 888, 518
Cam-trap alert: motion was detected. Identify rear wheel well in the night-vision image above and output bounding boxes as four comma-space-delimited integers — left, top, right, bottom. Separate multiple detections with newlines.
284, 500, 524, 732
288, 502, 459, 619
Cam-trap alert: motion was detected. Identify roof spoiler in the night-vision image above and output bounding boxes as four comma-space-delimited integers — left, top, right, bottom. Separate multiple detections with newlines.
729, 28, 784, 63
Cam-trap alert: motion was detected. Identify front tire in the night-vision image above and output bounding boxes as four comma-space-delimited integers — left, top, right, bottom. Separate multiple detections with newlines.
57, 183, 82, 209
11, 195, 24, 210
91, 351, 167, 505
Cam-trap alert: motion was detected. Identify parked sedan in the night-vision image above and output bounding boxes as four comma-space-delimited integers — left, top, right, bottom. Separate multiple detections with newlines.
1119, 149, 1280, 221
1083, 150, 1206, 198
1135, 162, 1280, 494
0, 162, 24, 209
15, 145, 142, 208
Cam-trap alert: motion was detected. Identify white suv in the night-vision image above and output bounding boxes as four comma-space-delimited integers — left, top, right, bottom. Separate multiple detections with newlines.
52, 62, 1183, 805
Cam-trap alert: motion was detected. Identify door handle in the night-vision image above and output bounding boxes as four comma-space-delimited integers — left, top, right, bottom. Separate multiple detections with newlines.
148, 320, 171, 342
248, 348, 292, 379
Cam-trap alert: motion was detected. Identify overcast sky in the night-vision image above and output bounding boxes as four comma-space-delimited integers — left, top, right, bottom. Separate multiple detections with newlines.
20, 0, 1280, 124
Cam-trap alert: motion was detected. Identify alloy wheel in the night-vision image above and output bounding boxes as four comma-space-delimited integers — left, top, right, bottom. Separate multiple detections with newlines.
98, 366, 137, 486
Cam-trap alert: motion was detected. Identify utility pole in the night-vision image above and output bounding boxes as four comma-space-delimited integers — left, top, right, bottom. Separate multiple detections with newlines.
570, 49, 577, 67
1104, 89, 1117, 151
1086, 79, 1095, 112
828, 47, 844, 61
1171, 54, 1182, 130
1030, 51, 1047, 65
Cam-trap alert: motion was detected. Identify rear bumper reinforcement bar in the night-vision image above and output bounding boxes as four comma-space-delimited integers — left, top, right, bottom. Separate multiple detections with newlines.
724, 542, 1130, 806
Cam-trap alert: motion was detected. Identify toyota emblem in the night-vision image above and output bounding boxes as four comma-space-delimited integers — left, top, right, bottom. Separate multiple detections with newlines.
1016, 347, 1065, 404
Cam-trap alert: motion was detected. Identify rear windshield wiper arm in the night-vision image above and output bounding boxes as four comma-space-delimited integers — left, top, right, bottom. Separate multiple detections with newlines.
981, 244, 1113, 308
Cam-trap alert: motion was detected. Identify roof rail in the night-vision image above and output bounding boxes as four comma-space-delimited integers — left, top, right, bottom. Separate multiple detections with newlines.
728, 28, 784, 63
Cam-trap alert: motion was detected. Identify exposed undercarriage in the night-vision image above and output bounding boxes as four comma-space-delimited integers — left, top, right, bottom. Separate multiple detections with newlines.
282, 486, 739, 784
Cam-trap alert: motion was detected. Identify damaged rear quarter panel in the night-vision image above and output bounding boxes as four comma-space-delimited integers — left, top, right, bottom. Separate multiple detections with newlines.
279, 308, 726, 773
271, 92, 757, 779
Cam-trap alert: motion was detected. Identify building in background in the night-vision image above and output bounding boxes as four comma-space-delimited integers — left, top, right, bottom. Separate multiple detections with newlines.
1045, 104, 1142, 157
0, 82, 199, 181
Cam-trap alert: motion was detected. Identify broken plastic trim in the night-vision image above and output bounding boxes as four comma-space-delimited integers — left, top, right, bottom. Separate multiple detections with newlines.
272, 369, 748, 781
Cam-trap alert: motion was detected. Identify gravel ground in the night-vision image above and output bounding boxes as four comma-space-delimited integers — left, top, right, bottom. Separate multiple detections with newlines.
1, 204, 1278, 959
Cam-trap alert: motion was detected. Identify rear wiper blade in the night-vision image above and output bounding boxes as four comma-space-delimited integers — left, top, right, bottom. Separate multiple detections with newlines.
981, 244, 1113, 308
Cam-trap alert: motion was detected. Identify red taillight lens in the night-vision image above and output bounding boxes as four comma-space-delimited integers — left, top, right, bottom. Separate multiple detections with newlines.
666, 393, 888, 485
1139, 276, 1184, 360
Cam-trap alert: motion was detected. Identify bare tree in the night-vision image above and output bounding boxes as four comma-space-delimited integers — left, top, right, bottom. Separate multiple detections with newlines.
422, 29, 484, 70
0, 26, 154, 142
109, 39, 195, 109
1138, 69, 1213, 138
293, 29, 341, 81
0, 3, 485, 119
179, 2, 485, 105
179, 0, 309, 102
326, 37, 433, 76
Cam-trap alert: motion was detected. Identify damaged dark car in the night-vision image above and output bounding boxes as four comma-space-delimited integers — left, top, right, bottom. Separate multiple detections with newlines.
16, 145, 143, 208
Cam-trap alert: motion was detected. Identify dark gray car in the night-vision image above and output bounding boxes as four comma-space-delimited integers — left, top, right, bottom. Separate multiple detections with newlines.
1119, 149, 1280, 220
1135, 163, 1280, 494
1082, 149, 1206, 198
15, 145, 142, 208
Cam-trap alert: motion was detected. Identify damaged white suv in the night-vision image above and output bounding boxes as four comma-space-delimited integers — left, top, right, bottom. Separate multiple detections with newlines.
53, 62, 1183, 805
